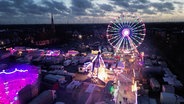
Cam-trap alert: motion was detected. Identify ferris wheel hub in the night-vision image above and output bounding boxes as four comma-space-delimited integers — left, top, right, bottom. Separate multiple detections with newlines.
122, 28, 130, 37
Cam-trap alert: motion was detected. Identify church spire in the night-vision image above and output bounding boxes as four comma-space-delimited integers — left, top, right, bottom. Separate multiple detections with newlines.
51, 13, 55, 33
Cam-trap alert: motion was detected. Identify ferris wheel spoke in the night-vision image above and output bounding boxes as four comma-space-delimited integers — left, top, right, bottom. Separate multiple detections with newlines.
114, 37, 123, 48
121, 38, 125, 51
119, 17, 125, 28
113, 32, 121, 36
133, 24, 144, 30
113, 23, 122, 30
123, 38, 126, 50
127, 38, 131, 50
133, 32, 145, 36
131, 18, 140, 29
131, 22, 140, 29
107, 28, 119, 33
131, 36, 139, 42
125, 38, 129, 50
110, 36, 121, 45
131, 36, 139, 43
133, 40, 139, 47
133, 25, 142, 30
110, 32, 120, 36
124, 14, 130, 26
125, 16, 129, 26
111, 26, 120, 31
118, 37, 124, 50
126, 38, 130, 50
122, 15, 127, 26
118, 22, 124, 29
129, 40, 134, 49
131, 32, 144, 38
129, 19, 137, 28
115, 37, 124, 51
127, 37, 137, 49
108, 35, 120, 41
113, 20, 123, 29
126, 16, 131, 26
110, 35, 119, 39
130, 18, 138, 26
117, 17, 122, 27
121, 14, 127, 26
116, 18, 124, 28
132, 29, 143, 33
108, 25, 120, 31
131, 36, 141, 45
123, 40, 126, 51
131, 34, 143, 40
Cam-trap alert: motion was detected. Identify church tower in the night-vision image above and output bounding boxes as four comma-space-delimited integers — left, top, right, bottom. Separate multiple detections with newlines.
51, 13, 55, 33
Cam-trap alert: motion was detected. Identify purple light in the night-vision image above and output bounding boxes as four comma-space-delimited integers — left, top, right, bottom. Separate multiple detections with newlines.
122, 28, 130, 37
0, 64, 39, 104
138, 62, 143, 66
45, 50, 60, 56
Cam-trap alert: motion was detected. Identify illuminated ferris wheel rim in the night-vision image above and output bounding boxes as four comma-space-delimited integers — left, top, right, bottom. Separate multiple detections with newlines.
106, 13, 146, 53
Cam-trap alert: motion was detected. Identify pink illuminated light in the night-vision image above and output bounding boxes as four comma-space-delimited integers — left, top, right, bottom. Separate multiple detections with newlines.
122, 28, 130, 37
0, 64, 38, 104
45, 50, 60, 56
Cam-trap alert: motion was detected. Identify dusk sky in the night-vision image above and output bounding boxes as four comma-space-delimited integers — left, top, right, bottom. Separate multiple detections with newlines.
0, 0, 184, 24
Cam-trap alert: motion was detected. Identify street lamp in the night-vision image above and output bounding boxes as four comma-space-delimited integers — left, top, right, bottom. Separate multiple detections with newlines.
78, 35, 82, 39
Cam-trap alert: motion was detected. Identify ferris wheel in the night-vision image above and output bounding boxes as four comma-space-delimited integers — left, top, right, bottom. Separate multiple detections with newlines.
106, 13, 146, 53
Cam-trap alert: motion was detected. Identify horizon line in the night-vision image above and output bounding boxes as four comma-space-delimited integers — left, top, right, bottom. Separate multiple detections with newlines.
1, 21, 184, 25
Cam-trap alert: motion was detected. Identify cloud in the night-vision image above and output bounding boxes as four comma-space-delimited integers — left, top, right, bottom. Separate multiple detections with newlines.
0, 0, 69, 16
0, 1, 17, 16
43, 0, 69, 15
151, 2, 174, 13
98, 4, 114, 11
173, 1, 184, 13
126, 8, 138, 13
139, 0, 148, 3
88, 9, 105, 16
86, 3, 114, 16
111, 0, 176, 14
111, 0, 130, 8
111, 0, 148, 13
0, 0, 71, 24
70, 0, 93, 16
0, 0, 183, 24
143, 9, 156, 14
21, 4, 49, 15
9, 0, 50, 16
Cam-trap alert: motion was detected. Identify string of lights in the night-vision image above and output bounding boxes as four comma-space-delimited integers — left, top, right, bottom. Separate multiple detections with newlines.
0, 68, 28, 75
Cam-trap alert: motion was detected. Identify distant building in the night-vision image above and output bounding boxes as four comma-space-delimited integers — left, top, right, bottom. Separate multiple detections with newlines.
28, 90, 56, 104
32, 13, 58, 46
18, 84, 40, 104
